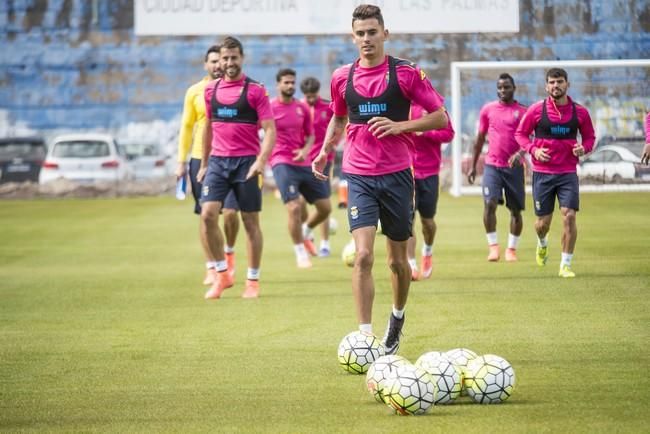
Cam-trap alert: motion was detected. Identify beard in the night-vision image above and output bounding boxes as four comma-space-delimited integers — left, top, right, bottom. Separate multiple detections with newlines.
225, 65, 241, 79
281, 88, 295, 98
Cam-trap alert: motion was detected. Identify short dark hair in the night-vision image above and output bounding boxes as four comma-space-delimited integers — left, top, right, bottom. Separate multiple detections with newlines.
205, 45, 220, 62
498, 73, 515, 86
276, 68, 296, 82
352, 4, 384, 27
300, 77, 320, 94
546, 68, 568, 81
220, 36, 244, 56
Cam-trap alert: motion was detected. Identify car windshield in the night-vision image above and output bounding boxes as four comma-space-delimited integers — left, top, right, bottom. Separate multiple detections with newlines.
52, 141, 110, 158
0, 142, 46, 159
120, 142, 161, 157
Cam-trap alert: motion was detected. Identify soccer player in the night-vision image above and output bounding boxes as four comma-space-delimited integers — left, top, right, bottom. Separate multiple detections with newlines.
467, 73, 528, 262
312, 4, 447, 354
176, 45, 241, 287
270, 68, 331, 268
642, 112, 650, 165
197, 36, 276, 299
407, 108, 454, 280
515, 68, 595, 277
301, 76, 335, 257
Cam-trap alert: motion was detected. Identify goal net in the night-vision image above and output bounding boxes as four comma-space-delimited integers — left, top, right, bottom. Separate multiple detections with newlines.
448, 59, 650, 196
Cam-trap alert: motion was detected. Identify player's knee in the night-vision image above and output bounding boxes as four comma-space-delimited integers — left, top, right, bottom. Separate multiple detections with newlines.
484, 200, 498, 213
355, 247, 374, 269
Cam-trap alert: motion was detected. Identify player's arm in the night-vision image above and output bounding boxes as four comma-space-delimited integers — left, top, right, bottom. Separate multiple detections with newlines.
313, 115, 347, 180
643, 113, 650, 165
467, 132, 486, 185
368, 107, 447, 139
515, 106, 549, 162
247, 118, 276, 180
176, 88, 196, 178
294, 106, 315, 162
573, 106, 596, 157
197, 120, 212, 183
424, 113, 454, 143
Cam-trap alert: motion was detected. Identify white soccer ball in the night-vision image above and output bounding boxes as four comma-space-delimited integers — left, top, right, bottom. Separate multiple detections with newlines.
328, 217, 338, 235
383, 365, 436, 415
365, 355, 411, 403
341, 239, 355, 267
337, 331, 384, 374
416, 352, 462, 404
464, 354, 516, 404
444, 348, 478, 396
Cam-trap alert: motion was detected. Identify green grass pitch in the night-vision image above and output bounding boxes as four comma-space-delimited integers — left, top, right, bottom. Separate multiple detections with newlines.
1, 192, 649, 432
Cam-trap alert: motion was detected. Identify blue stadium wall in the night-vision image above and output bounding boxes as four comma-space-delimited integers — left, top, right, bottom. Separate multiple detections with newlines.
1, 0, 649, 139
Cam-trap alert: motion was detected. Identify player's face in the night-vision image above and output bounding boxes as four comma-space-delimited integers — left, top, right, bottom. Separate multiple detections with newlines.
303, 92, 318, 106
496, 79, 515, 103
204, 52, 222, 80
219, 47, 243, 80
351, 19, 388, 59
545, 76, 569, 100
277, 75, 296, 99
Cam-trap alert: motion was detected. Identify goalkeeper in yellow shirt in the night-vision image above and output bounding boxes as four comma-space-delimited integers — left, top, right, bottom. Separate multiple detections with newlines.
176, 45, 240, 287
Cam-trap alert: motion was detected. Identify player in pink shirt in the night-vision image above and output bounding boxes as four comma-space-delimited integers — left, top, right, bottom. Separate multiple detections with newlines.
301, 76, 336, 257
270, 68, 331, 269
642, 112, 650, 165
515, 68, 596, 278
468, 73, 528, 262
312, 4, 447, 355
197, 36, 277, 299
407, 106, 454, 281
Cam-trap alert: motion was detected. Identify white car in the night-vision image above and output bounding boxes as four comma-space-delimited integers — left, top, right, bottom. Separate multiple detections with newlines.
578, 143, 650, 182
39, 133, 134, 184
118, 139, 172, 180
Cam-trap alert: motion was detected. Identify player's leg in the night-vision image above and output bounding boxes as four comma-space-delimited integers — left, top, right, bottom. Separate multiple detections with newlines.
189, 158, 215, 285
416, 174, 438, 278
557, 173, 580, 277
481, 165, 502, 261
532, 172, 555, 267
406, 235, 418, 281
300, 165, 332, 258
377, 169, 414, 355
222, 191, 240, 279
317, 162, 334, 257
503, 165, 525, 262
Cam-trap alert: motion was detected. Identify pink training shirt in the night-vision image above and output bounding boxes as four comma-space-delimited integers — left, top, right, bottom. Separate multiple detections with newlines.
645, 112, 650, 143
306, 96, 335, 163
515, 96, 595, 174
478, 100, 527, 168
204, 75, 274, 157
411, 104, 455, 179
330, 57, 445, 176
269, 98, 314, 167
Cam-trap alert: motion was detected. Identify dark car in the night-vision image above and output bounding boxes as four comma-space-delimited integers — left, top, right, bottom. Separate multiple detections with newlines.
0, 137, 47, 183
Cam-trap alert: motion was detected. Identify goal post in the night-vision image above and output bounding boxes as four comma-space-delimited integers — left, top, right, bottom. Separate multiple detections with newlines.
449, 59, 650, 197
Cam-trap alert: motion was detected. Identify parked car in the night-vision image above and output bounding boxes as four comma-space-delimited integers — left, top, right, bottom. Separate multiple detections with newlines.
39, 133, 134, 184
118, 138, 172, 180
578, 140, 650, 182
0, 137, 47, 183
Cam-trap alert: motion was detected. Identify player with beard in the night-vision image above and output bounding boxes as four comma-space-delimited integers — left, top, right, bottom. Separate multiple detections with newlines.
176, 45, 241, 287
515, 68, 595, 277
197, 36, 276, 299
468, 73, 528, 262
270, 69, 331, 268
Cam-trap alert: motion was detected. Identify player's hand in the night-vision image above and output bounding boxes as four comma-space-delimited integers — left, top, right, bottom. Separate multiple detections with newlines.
245, 159, 264, 181
175, 162, 187, 179
572, 143, 585, 157
534, 147, 551, 162
508, 152, 524, 168
312, 153, 328, 180
292, 148, 307, 162
642, 143, 650, 165
367, 117, 404, 139
467, 168, 476, 185
196, 166, 207, 183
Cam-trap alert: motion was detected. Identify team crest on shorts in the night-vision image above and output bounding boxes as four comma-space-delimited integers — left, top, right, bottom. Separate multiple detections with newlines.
289, 185, 296, 194
202, 185, 209, 196
535, 200, 541, 210
483, 186, 490, 196
350, 206, 359, 220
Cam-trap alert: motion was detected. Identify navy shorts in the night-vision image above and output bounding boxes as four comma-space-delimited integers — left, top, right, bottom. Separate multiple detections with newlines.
532, 172, 579, 216
482, 164, 526, 211
345, 169, 414, 242
414, 174, 439, 219
201, 156, 261, 213
272, 163, 330, 204
322, 162, 333, 197
190, 158, 238, 214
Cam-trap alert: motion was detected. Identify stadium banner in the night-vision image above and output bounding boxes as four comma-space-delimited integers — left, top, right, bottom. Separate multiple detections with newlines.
134, 0, 519, 35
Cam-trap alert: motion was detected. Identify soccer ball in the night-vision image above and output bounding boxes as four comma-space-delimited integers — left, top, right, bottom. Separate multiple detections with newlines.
337, 331, 384, 374
328, 217, 338, 235
341, 239, 356, 267
464, 354, 516, 404
415, 352, 462, 404
383, 365, 436, 415
444, 348, 478, 396
365, 355, 411, 403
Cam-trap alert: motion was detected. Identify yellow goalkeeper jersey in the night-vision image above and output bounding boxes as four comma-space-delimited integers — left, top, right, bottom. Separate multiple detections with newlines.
177, 76, 211, 163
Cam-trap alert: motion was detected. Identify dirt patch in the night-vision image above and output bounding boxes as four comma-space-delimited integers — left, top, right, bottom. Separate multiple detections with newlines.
0, 178, 176, 199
